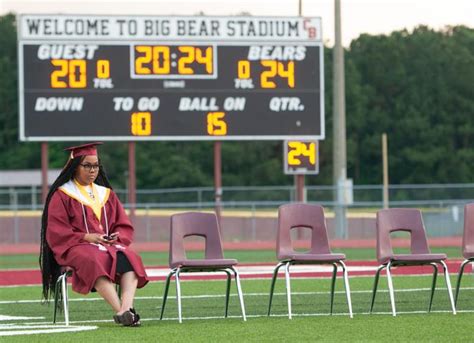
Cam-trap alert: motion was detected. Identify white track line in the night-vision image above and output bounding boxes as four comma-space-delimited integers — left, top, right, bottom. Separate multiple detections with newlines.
145, 265, 377, 277
0, 315, 45, 321
11, 309, 474, 327
1, 286, 473, 305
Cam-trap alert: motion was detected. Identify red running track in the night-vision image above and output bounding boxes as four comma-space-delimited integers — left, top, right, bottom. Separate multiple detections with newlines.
0, 237, 462, 255
0, 260, 468, 287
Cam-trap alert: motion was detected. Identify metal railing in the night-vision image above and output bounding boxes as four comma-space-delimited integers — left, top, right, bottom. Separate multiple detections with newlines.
1, 183, 474, 210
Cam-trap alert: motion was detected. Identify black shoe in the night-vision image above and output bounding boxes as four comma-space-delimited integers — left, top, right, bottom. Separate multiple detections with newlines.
113, 308, 141, 327
129, 308, 141, 327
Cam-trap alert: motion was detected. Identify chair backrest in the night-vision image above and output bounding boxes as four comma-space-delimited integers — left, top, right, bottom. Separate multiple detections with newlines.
169, 212, 224, 268
376, 208, 430, 263
277, 203, 331, 260
463, 203, 474, 258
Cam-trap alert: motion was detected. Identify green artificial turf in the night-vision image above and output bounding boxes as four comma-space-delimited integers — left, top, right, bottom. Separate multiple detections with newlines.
1, 274, 474, 341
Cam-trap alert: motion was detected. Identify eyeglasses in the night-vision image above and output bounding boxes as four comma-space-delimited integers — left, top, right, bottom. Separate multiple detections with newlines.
79, 164, 101, 171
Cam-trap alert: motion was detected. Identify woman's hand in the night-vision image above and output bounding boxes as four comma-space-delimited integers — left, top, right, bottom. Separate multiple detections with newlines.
83, 233, 111, 245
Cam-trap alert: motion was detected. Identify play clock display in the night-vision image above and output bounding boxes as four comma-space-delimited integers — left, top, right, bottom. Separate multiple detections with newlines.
284, 140, 319, 175
18, 15, 324, 141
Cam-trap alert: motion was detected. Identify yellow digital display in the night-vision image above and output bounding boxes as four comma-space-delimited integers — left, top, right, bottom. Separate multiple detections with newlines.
237, 60, 295, 89
131, 112, 152, 136
207, 111, 227, 136
285, 141, 319, 175
50, 59, 111, 88
134, 45, 215, 77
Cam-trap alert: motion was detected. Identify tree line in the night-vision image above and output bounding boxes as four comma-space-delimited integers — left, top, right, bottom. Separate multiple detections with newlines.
0, 13, 473, 189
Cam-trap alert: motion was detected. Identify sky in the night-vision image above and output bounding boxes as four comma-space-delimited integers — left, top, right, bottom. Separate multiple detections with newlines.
1, 0, 472, 46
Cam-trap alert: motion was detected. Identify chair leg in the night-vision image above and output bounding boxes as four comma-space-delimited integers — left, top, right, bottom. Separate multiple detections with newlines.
61, 272, 69, 326
160, 270, 175, 320
175, 268, 183, 323
224, 269, 232, 318
455, 259, 471, 307
268, 262, 285, 316
231, 266, 247, 321
116, 284, 121, 300
439, 260, 456, 315
284, 262, 292, 319
53, 273, 64, 324
329, 263, 337, 315
370, 265, 385, 313
428, 263, 438, 312
339, 261, 353, 318
386, 261, 397, 317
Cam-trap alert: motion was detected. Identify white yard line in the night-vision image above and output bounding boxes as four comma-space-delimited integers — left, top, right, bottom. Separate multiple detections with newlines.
0, 325, 97, 336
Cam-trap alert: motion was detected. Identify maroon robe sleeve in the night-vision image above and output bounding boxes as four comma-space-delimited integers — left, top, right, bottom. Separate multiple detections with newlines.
46, 191, 86, 258
109, 191, 134, 246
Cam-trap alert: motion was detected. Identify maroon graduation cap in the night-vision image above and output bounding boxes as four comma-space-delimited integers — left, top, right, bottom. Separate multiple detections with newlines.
64, 142, 103, 159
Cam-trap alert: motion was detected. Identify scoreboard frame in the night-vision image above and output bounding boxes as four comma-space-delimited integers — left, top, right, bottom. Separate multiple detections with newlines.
18, 14, 325, 142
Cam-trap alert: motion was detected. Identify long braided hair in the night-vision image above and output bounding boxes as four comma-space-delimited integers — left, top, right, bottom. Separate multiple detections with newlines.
40, 156, 112, 301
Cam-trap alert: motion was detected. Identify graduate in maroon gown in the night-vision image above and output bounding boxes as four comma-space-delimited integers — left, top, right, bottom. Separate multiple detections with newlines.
40, 142, 148, 326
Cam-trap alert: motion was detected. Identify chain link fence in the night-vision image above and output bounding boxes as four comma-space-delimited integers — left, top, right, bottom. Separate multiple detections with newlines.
1, 184, 473, 243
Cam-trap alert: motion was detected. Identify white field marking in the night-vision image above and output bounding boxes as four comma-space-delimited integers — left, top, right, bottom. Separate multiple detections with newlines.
0, 324, 78, 329
0, 315, 45, 320
17, 309, 474, 326
145, 264, 378, 277
0, 325, 97, 336
1, 284, 39, 288
1, 286, 474, 305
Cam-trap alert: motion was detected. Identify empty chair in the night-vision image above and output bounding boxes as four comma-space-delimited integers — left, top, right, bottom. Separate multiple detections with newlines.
454, 203, 474, 306
160, 212, 246, 323
370, 208, 456, 316
268, 203, 353, 319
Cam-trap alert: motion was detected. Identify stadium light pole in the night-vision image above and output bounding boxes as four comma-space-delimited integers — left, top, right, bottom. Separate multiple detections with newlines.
333, 0, 348, 238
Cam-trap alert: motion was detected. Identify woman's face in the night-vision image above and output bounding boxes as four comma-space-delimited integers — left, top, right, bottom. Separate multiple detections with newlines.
75, 155, 100, 185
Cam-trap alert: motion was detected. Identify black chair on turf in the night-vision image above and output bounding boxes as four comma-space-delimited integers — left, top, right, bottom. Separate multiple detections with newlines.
455, 203, 474, 307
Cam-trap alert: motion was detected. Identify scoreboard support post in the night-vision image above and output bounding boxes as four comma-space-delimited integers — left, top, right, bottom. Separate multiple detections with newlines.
128, 142, 136, 220
295, 174, 305, 239
41, 142, 49, 204
214, 141, 222, 227
295, 174, 305, 203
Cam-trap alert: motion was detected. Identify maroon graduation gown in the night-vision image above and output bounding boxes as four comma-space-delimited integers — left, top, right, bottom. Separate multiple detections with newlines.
46, 185, 148, 294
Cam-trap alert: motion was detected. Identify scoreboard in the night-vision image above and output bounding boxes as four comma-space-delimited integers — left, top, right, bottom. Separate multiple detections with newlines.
18, 15, 324, 141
